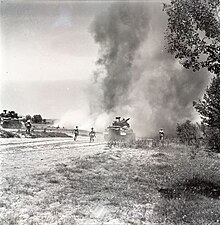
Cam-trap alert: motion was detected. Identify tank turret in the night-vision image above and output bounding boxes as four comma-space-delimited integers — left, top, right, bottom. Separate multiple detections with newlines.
112, 117, 130, 127
104, 117, 135, 143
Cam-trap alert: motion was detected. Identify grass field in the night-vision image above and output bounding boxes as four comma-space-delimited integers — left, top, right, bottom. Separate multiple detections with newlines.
153, 145, 220, 225
0, 140, 220, 224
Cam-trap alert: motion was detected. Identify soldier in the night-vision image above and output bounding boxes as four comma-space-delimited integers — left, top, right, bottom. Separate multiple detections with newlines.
89, 128, 96, 142
159, 128, 164, 142
73, 126, 79, 141
25, 120, 32, 135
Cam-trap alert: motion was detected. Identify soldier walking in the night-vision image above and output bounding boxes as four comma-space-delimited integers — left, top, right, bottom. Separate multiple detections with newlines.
25, 120, 32, 135
89, 128, 96, 142
159, 128, 165, 145
73, 126, 79, 141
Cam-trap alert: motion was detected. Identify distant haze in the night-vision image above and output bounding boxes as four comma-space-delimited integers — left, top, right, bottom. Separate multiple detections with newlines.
1, 1, 107, 82
1, 80, 91, 119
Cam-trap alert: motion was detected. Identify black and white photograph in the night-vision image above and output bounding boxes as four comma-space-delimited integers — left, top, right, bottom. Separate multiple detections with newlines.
1, 0, 220, 224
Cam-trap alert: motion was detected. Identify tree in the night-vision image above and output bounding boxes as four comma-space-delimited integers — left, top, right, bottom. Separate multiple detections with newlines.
176, 120, 198, 145
193, 76, 220, 150
193, 76, 220, 129
163, 0, 220, 75
164, 0, 220, 150
32, 115, 43, 124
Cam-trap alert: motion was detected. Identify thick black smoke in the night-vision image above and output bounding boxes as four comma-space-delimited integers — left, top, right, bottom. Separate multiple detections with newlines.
91, 2, 210, 136
92, 3, 149, 111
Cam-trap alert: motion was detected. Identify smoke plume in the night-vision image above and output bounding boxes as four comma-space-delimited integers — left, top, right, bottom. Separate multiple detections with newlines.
91, 2, 210, 137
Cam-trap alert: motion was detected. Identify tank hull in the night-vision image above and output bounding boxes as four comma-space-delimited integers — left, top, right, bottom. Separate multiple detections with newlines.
104, 126, 135, 142
1, 120, 22, 129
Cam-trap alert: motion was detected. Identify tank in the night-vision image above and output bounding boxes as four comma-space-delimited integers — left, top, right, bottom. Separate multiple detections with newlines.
104, 117, 135, 143
0, 110, 23, 129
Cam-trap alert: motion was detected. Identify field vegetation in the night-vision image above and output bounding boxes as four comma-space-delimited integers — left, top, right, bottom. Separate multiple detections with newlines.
1, 137, 220, 224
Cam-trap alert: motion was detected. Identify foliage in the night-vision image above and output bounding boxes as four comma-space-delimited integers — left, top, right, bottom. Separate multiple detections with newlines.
193, 75, 220, 150
163, 0, 220, 75
32, 114, 43, 123
202, 126, 220, 152
176, 120, 199, 145
164, 0, 220, 151
194, 75, 220, 129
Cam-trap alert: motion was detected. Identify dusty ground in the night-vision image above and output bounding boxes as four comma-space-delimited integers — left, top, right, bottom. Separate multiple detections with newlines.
0, 137, 105, 178
0, 137, 162, 225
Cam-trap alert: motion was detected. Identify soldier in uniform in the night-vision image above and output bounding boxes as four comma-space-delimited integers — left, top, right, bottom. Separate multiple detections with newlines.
159, 128, 164, 142
25, 120, 32, 135
73, 126, 79, 141
89, 128, 96, 142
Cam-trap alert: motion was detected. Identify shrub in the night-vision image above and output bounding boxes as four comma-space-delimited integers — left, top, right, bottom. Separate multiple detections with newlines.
203, 127, 220, 152
176, 120, 199, 145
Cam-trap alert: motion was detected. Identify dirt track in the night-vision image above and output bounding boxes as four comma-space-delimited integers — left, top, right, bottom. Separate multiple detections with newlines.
0, 137, 106, 180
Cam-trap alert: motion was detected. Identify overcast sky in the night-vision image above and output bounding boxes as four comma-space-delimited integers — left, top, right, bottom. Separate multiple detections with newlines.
1, 1, 112, 82
1, 0, 170, 83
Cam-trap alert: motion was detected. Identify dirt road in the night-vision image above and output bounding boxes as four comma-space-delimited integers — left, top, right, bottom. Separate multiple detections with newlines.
0, 137, 106, 180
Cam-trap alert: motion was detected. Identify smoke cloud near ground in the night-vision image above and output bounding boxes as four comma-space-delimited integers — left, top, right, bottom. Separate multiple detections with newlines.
91, 2, 210, 137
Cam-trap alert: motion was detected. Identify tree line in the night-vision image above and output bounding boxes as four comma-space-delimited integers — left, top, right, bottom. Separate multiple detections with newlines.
25, 114, 46, 124
164, 0, 220, 151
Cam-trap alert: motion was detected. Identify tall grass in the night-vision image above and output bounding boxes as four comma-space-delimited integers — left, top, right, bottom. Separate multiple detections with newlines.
152, 145, 220, 224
